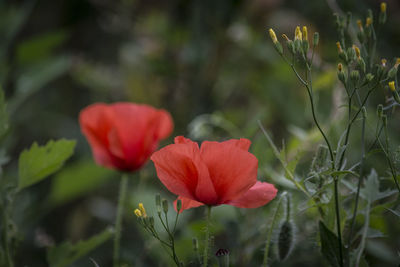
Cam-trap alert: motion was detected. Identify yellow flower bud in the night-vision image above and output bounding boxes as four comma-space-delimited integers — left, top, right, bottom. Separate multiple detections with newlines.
356, 20, 363, 31
302, 26, 308, 41
353, 45, 361, 60
336, 42, 343, 53
381, 58, 387, 67
381, 2, 387, 13
269, 28, 278, 44
366, 17, 372, 26
138, 203, 147, 218
389, 81, 396, 92
338, 63, 343, 72
295, 26, 302, 41
134, 209, 142, 218
395, 58, 400, 68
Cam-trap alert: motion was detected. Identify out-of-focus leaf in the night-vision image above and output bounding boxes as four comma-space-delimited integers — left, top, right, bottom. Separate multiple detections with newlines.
47, 227, 113, 267
0, 85, 9, 139
49, 160, 113, 206
17, 30, 68, 65
386, 208, 400, 218
9, 56, 71, 115
360, 169, 396, 202
18, 139, 76, 189
319, 221, 344, 267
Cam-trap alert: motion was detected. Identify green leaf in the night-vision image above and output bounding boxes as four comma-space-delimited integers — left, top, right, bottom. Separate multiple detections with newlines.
47, 227, 113, 267
319, 221, 344, 267
18, 139, 76, 189
49, 160, 113, 206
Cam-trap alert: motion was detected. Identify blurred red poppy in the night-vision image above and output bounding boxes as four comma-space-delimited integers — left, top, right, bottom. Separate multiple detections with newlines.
151, 136, 277, 212
79, 102, 173, 172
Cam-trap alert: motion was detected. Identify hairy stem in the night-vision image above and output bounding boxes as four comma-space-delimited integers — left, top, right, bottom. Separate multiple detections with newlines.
203, 206, 212, 267
113, 174, 128, 267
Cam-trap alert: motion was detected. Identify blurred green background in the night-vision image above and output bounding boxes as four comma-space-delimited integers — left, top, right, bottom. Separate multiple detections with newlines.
1, 0, 400, 266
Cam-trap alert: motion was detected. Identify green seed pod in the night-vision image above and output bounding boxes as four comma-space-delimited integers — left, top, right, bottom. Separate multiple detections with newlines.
366, 73, 374, 82
350, 70, 360, 83
277, 221, 295, 261
162, 199, 169, 213
313, 32, 319, 46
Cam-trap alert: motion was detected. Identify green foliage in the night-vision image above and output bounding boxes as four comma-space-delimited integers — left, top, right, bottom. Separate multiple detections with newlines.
18, 139, 76, 189
319, 221, 344, 267
47, 227, 113, 267
49, 160, 112, 206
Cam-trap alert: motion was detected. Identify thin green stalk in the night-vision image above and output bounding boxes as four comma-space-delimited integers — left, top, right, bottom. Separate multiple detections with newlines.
262, 193, 286, 267
355, 199, 371, 266
113, 174, 128, 267
203, 206, 212, 267
333, 179, 344, 267
347, 110, 366, 248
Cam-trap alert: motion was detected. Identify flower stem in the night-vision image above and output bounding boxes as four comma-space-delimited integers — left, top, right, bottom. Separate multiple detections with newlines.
203, 206, 212, 267
113, 174, 128, 267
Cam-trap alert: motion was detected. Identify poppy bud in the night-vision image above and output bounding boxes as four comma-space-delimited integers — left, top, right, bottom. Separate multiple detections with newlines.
162, 199, 169, 213
215, 248, 230, 267
277, 221, 295, 261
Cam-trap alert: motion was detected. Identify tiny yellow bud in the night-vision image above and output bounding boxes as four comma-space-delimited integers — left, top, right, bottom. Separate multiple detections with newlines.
395, 58, 400, 68
336, 42, 343, 53
295, 26, 302, 41
282, 33, 290, 41
356, 20, 363, 31
338, 63, 343, 72
134, 209, 142, 217
381, 2, 387, 13
353, 45, 361, 59
381, 58, 387, 67
388, 81, 396, 92
138, 203, 147, 218
269, 28, 278, 44
302, 26, 308, 41
366, 17, 372, 26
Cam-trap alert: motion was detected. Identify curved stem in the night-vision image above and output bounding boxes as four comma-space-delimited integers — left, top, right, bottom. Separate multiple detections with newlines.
113, 174, 128, 267
203, 206, 212, 267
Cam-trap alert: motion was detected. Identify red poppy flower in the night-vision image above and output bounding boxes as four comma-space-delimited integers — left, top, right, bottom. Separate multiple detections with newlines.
151, 136, 277, 212
79, 102, 173, 172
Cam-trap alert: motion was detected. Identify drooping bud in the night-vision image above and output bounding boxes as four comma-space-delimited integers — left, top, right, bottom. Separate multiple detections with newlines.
277, 196, 295, 261
176, 199, 182, 213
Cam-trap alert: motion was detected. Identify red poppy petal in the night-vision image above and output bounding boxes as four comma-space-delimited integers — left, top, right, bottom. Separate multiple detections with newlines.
174, 196, 204, 213
200, 140, 258, 203
222, 138, 251, 151
156, 110, 174, 139
174, 136, 196, 145
79, 103, 115, 167
226, 181, 277, 208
